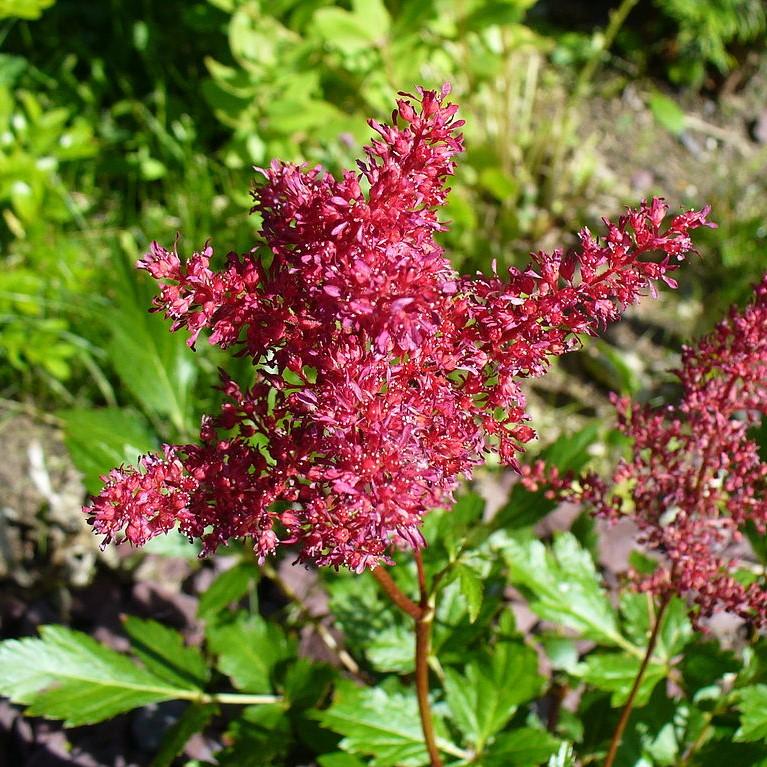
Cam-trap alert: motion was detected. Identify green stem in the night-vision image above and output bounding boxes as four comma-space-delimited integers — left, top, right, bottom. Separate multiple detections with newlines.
544, 0, 638, 207
201, 691, 282, 706
574, 0, 639, 100
414, 551, 443, 767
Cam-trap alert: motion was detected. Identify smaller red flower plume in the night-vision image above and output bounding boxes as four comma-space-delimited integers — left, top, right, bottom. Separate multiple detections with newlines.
554, 275, 767, 625
86, 85, 712, 570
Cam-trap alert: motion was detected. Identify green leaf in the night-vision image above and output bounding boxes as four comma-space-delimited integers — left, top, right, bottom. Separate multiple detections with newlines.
439, 490, 486, 558
328, 570, 398, 659
206, 613, 292, 693
366, 622, 414, 673
500, 533, 628, 649
106, 260, 197, 435
281, 658, 334, 710
744, 519, 767, 566
482, 727, 561, 766
457, 563, 483, 624
150, 702, 217, 767
122, 616, 209, 688
444, 641, 544, 750
217, 703, 291, 766
108, 306, 197, 434
696, 739, 767, 767
352, 0, 391, 36
197, 562, 260, 620
540, 422, 599, 473
58, 407, 156, 494
620, 593, 692, 662
495, 424, 598, 529
143, 530, 202, 558
316, 681, 452, 767
462, 0, 537, 31
266, 98, 345, 135
0, 0, 56, 21
648, 92, 686, 136
0, 625, 198, 726
681, 641, 739, 693
313, 7, 382, 52
479, 167, 519, 202
737, 685, 767, 742
574, 652, 666, 707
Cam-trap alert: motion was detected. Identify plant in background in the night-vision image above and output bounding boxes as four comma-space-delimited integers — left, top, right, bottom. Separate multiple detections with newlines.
201, 0, 643, 268
525, 270, 767, 764
657, 0, 766, 87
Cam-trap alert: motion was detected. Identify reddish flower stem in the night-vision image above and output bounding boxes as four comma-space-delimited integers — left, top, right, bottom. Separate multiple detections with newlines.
372, 554, 443, 767
413, 551, 442, 767
371, 567, 423, 620
604, 593, 671, 767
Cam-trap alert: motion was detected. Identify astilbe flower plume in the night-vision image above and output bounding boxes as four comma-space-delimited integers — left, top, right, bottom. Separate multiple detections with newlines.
531, 275, 767, 625
86, 85, 711, 571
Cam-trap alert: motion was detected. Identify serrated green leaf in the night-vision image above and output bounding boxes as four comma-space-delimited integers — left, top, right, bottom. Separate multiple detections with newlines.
367, 622, 414, 673
328, 570, 400, 660
217, 702, 291, 766
483, 727, 561, 766
122, 616, 209, 689
620, 593, 692, 663
0, 626, 197, 726
106, 262, 197, 435
444, 641, 544, 750
574, 652, 666, 707
150, 702, 217, 767
198, 562, 260, 619
737, 685, 767, 742
58, 407, 156, 494
281, 658, 334, 710
681, 640, 739, 693
316, 681, 455, 767
206, 613, 292, 693
457, 563, 483, 623
500, 533, 631, 650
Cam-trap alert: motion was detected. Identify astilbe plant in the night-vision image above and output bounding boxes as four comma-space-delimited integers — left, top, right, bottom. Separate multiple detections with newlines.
526, 273, 767, 766
88, 86, 709, 570
85, 86, 712, 766
598, 275, 767, 626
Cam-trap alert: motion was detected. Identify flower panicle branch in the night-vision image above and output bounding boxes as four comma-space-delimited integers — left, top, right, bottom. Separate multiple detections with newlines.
86, 84, 711, 572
